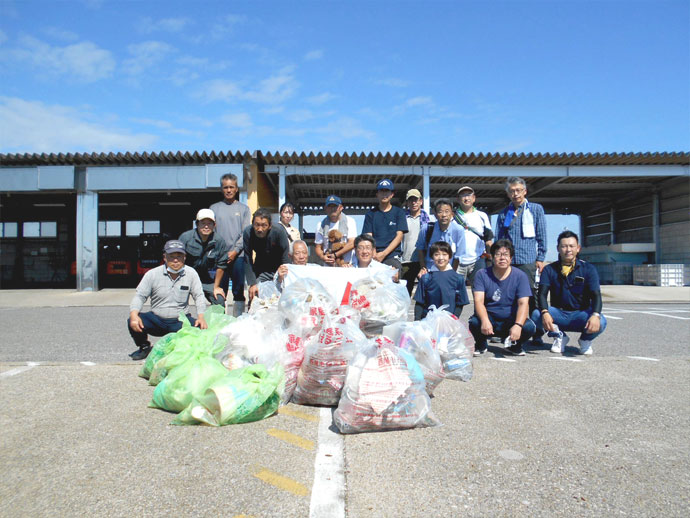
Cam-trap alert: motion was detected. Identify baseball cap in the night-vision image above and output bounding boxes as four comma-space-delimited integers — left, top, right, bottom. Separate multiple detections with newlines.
163, 240, 186, 254
406, 188, 422, 200
457, 185, 475, 195
325, 194, 342, 206
196, 208, 216, 221
377, 179, 394, 191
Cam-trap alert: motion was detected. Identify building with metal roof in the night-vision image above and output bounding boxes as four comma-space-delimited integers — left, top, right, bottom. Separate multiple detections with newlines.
1, 150, 688, 290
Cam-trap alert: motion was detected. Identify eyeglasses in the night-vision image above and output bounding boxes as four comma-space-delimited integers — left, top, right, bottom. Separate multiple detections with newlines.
494, 252, 511, 258
508, 188, 525, 195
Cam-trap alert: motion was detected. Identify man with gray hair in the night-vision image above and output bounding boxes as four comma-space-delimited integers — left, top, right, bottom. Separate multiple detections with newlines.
210, 173, 251, 316
495, 177, 547, 324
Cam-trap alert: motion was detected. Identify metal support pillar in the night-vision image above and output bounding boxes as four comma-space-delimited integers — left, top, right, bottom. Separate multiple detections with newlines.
76, 189, 98, 291
422, 167, 431, 215
609, 207, 616, 245
652, 192, 661, 263
278, 165, 286, 209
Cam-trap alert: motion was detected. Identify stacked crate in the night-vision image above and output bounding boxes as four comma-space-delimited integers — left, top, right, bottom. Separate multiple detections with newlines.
633, 264, 687, 286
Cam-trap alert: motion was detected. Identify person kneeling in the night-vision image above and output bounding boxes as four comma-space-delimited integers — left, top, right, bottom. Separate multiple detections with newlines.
468, 239, 536, 356
414, 241, 469, 320
532, 230, 607, 356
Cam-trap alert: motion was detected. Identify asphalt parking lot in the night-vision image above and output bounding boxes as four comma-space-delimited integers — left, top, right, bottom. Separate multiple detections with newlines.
1, 293, 689, 517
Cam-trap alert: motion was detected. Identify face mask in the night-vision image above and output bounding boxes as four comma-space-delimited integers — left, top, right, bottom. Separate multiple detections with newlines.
166, 265, 184, 274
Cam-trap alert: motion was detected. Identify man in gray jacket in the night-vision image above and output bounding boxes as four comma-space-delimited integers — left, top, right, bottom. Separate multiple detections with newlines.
128, 240, 207, 360
210, 173, 251, 316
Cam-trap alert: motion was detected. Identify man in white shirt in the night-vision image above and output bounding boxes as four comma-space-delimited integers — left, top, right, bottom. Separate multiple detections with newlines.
314, 194, 357, 266
401, 188, 429, 296
454, 185, 494, 285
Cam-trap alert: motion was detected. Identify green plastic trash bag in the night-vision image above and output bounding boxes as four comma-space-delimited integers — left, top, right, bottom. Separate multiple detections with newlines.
138, 333, 178, 380
172, 363, 285, 426
149, 352, 229, 413
147, 307, 232, 386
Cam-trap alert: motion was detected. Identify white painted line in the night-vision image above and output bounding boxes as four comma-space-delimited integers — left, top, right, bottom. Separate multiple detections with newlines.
549, 357, 583, 362
491, 357, 517, 363
627, 356, 660, 362
604, 314, 623, 320
600, 309, 689, 320
80, 361, 96, 366
309, 407, 345, 518
0, 362, 38, 378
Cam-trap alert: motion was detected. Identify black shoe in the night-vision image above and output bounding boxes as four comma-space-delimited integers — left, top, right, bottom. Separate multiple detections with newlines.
130, 344, 151, 361
531, 337, 546, 347
473, 347, 487, 357
505, 345, 526, 356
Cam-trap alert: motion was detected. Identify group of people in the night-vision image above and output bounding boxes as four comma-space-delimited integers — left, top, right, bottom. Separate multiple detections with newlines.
127, 174, 606, 361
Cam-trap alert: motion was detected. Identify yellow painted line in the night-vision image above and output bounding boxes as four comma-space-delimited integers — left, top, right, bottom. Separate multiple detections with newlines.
278, 406, 319, 422
252, 467, 309, 497
266, 428, 315, 450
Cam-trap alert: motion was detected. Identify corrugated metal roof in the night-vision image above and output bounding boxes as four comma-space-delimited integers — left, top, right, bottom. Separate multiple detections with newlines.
1, 150, 688, 167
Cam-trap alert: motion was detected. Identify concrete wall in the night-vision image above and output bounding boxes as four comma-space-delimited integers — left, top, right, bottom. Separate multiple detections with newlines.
660, 221, 690, 264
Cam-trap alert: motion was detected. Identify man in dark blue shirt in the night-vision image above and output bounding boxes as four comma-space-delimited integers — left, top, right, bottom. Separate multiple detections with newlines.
533, 230, 606, 356
362, 178, 408, 277
469, 239, 536, 356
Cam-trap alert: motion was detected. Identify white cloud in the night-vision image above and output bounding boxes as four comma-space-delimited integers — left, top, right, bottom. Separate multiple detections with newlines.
137, 16, 192, 33
307, 92, 336, 105
198, 67, 298, 105
6, 36, 115, 82
0, 97, 158, 153
285, 109, 315, 123
221, 112, 253, 129
405, 96, 434, 107
315, 116, 376, 142
199, 79, 243, 102
243, 68, 298, 104
304, 49, 324, 61
375, 78, 410, 88
43, 27, 79, 42
123, 40, 174, 76
211, 14, 249, 38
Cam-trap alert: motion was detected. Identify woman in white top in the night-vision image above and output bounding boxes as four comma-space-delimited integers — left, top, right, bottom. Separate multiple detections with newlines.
278, 202, 301, 244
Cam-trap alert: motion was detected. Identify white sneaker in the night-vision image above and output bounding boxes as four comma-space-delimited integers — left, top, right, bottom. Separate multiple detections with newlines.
578, 339, 593, 356
551, 332, 569, 354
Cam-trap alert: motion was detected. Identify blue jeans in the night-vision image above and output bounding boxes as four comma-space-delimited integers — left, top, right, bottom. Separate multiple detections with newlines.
468, 314, 536, 351
531, 307, 607, 342
127, 311, 196, 347
221, 256, 245, 302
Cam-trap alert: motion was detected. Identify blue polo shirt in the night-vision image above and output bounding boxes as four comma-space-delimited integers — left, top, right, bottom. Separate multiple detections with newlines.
473, 267, 532, 320
362, 205, 408, 258
540, 259, 601, 311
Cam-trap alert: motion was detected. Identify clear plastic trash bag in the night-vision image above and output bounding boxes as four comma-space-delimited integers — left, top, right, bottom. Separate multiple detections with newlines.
333, 337, 441, 434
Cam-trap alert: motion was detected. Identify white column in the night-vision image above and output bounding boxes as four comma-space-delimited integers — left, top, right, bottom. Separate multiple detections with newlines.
422, 166, 431, 215
76, 190, 98, 291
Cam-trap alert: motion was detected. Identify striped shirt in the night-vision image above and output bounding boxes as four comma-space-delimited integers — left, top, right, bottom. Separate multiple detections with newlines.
129, 265, 207, 319
495, 200, 547, 265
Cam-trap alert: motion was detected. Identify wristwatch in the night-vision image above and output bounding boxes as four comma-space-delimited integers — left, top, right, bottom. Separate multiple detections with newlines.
591, 312, 601, 318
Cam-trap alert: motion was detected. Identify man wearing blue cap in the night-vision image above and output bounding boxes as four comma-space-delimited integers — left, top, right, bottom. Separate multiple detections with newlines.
362, 178, 408, 275
127, 239, 207, 360
315, 194, 357, 266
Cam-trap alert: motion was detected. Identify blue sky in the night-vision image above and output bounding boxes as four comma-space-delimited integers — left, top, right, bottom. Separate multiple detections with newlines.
0, 0, 688, 155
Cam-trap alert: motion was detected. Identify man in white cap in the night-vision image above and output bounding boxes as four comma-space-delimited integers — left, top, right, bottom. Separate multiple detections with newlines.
178, 208, 230, 306
314, 194, 357, 266
128, 240, 207, 360
401, 188, 429, 296
454, 185, 494, 285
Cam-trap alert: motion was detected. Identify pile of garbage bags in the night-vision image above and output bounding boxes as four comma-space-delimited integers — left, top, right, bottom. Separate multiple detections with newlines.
138, 271, 475, 433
